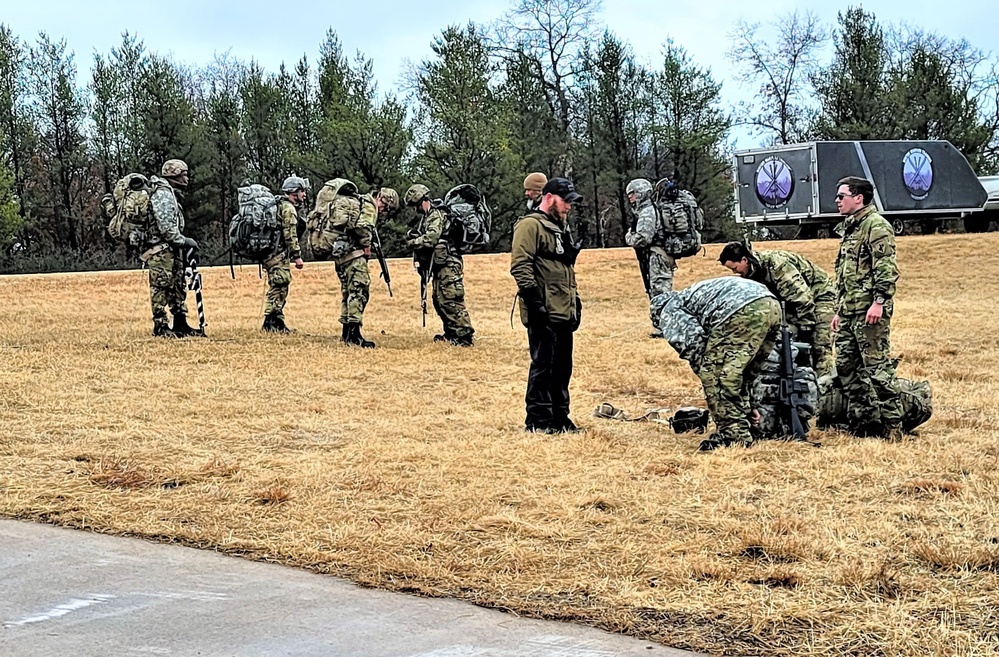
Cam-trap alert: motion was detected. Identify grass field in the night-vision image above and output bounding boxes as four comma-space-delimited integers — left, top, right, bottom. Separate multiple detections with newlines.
2, 234, 998, 656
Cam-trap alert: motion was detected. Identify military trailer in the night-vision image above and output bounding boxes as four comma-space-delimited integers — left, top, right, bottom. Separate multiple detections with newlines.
733, 140, 990, 235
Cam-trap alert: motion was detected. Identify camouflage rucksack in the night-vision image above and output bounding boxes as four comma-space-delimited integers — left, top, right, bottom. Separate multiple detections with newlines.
751, 339, 819, 439
653, 179, 703, 259
229, 184, 283, 262
440, 184, 491, 253
101, 173, 151, 248
306, 178, 375, 260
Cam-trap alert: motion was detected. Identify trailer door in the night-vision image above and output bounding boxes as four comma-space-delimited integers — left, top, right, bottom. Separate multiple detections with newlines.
736, 145, 817, 222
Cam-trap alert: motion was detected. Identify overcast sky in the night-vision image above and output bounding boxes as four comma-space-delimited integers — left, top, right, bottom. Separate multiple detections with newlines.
4, 1, 996, 148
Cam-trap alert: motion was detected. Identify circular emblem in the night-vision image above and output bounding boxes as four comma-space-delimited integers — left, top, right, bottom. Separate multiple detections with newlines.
755, 156, 794, 208
902, 148, 933, 200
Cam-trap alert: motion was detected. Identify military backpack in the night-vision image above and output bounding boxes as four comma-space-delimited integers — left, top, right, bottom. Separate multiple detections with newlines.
101, 173, 151, 249
228, 184, 284, 262
439, 184, 491, 254
306, 178, 375, 260
653, 179, 703, 259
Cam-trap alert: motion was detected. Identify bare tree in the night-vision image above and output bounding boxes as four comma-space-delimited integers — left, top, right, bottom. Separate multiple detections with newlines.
494, 0, 602, 172
728, 11, 828, 144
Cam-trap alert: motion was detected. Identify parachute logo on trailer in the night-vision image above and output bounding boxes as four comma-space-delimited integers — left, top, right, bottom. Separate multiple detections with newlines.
902, 148, 933, 200
755, 156, 794, 209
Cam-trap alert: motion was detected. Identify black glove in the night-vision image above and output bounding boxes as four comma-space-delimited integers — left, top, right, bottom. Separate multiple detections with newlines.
183, 236, 198, 252
519, 287, 549, 326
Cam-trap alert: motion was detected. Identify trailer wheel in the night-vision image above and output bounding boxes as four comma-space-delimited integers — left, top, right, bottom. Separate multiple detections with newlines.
964, 216, 990, 233
891, 218, 906, 236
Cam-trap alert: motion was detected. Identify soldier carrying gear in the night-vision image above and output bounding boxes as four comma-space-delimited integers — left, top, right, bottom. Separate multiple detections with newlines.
404, 183, 475, 346
258, 175, 308, 334
145, 158, 202, 338
625, 177, 677, 337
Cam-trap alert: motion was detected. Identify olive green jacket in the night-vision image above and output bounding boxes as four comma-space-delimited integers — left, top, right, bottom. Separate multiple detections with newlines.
510, 211, 579, 325
834, 204, 899, 315
750, 249, 834, 330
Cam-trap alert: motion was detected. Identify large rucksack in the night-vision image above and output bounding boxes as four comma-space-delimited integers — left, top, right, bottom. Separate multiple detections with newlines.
229, 184, 282, 262
101, 173, 151, 248
654, 179, 703, 259
306, 178, 375, 260
441, 184, 491, 253
818, 375, 933, 434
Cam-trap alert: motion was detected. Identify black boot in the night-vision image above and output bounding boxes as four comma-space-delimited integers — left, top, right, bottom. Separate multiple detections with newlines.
341, 323, 350, 342
153, 322, 177, 338
448, 335, 474, 347
262, 313, 289, 334
344, 323, 375, 348
433, 334, 449, 343
172, 313, 201, 338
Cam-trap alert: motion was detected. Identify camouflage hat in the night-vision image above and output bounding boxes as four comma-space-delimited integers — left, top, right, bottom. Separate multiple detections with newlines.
626, 178, 653, 197
161, 159, 189, 178
281, 175, 311, 193
523, 172, 547, 192
378, 187, 399, 211
404, 184, 430, 207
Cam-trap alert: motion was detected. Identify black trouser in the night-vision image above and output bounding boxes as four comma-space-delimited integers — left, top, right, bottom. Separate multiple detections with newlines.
525, 321, 574, 430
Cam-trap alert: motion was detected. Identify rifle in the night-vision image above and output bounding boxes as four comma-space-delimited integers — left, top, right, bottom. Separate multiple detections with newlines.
185, 247, 208, 336
777, 301, 819, 446
416, 263, 430, 327
371, 226, 393, 297
629, 210, 651, 296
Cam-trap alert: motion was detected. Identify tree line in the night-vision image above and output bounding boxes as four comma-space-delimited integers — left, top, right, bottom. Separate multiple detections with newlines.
1, 1, 997, 273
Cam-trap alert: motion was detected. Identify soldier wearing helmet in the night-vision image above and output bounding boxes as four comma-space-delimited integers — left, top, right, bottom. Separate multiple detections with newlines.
625, 177, 682, 338
260, 175, 310, 334
404, 183, 475, 346
144, 158, 201, 338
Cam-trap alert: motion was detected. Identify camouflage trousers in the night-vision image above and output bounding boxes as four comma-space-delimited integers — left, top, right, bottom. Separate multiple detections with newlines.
264, 256, 291, 320
792, 292, 836, 379
147, 248, 188, 329
432, 255, 474, 339
647, 250, 676, 331
698, 297, 781, 447
336, 255, 370, 325
835, 310, 903, 431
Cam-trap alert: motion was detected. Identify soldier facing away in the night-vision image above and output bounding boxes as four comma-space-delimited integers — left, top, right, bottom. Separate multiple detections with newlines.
145, 159, 200, 338
404, 184, 475, 346
261, 176, 308, 334
831, 176, 904, 440
718, 241, 836, 378
652, 276, 781, 451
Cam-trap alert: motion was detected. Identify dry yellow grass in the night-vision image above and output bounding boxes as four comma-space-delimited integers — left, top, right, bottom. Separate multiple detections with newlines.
2, 234, 999, 656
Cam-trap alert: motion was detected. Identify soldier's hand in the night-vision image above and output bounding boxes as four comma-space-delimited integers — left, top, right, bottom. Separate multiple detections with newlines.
865, 302, 884, 325
830, 315, 840, 333
363, 246, 372, 257
294, 258, 304, 270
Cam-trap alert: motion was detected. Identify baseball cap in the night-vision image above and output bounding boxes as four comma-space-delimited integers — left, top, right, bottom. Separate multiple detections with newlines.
542, 177, 583, 203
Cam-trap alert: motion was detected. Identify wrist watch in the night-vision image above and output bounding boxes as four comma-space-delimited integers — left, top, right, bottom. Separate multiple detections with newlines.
874, 295, 887, 305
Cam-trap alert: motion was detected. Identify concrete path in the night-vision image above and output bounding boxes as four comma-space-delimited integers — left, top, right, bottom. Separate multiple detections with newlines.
0, 520, 699, 657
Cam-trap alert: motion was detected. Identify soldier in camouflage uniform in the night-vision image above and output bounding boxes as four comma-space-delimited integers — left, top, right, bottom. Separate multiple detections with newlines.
831, 176, 904, 440
262, 176, 308, 334
335, 185, 398, 348
719, 241, 836, 378
404, 184, 475, 346
625, 178, 679, 336
652, 276, 781, 450
144, 159, 200, 338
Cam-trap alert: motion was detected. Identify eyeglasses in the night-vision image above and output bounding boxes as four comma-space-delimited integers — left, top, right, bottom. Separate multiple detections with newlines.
835, 193, 857, 201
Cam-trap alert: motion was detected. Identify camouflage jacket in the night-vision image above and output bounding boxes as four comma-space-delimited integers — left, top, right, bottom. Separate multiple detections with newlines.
834, 204, 899, 315
276, 197, 303, 260
510, 211, 579, 325
409, 206, 452, 266
624, 195, 662, 249
147, 176, 185, 247
653, 277, 774, 371
749, 250, 834, 330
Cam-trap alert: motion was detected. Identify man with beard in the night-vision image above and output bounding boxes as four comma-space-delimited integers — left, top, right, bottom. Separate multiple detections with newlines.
510, 177, 583, 434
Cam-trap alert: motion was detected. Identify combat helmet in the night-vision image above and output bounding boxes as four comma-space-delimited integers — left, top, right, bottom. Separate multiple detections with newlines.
404, 184, 430, 207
